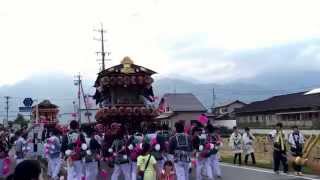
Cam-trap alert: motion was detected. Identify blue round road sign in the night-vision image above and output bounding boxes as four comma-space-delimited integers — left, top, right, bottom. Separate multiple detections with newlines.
23, 98, 34, 107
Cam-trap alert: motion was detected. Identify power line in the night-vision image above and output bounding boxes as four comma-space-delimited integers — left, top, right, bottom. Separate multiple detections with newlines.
94, 23, 111, 71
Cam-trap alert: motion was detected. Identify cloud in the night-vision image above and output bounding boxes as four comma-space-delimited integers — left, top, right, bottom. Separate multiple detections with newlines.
2, 0, 320, 85
162, 36, 320, 84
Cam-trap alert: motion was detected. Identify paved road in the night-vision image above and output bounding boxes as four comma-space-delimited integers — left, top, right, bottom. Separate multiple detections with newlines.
105, 163, 320, 180
219, 163, 320, 180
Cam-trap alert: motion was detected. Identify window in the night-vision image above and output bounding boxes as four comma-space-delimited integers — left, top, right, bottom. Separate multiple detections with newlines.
297, 114, 301, 120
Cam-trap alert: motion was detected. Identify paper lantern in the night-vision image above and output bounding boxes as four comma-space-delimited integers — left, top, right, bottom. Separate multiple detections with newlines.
138, 76, 144, 85
131, 76, 137, 85
118, 106, 125, 116
117, 76, 123, 85
133, 107, 140, 116
123, 76, 130, 87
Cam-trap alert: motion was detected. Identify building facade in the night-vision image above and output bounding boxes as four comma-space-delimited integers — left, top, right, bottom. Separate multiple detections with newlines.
236, 92, 320, 129
209, 100, 246, 129
156, 93, 207, 128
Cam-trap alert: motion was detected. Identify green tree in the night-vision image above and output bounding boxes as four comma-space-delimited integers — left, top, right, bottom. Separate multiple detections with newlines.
14, 114, 29, 128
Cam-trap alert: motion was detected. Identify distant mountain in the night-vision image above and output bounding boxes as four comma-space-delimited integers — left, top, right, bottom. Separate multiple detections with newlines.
153, 78, 291, 109
0, 73, 316, 122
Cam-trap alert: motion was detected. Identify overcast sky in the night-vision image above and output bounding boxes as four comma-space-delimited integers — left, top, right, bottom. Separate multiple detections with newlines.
1, 0, 320, 86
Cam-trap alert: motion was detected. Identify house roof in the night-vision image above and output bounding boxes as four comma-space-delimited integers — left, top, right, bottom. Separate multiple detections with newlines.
214, 100, 246, 109
163, 93, 207, 112
236, 91, 320, 114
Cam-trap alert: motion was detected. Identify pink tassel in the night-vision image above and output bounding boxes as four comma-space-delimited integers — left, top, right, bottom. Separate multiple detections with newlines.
3, 158, 11, 175
100, 170, 108, 180
151, 138, 157, 146
191, 158, 196, 167
205, 143, 211, 150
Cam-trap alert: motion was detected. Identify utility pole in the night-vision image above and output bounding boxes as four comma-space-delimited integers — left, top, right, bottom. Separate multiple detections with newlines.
4, 96, 10, 127
72, 101, 77, 121
80, 81, 91, 123
94, 23, 111, 71
74, 74, 82, 124
212, 88, 216, 109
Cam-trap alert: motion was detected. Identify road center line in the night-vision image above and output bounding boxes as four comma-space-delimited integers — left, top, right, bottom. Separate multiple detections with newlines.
221, 163, 320, 180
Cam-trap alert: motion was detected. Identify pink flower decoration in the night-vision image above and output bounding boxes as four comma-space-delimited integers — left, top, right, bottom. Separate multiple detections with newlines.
151, 138, 157, 146
198, 114, 208, 125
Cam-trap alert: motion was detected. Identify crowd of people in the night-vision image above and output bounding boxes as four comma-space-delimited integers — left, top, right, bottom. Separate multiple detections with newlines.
0, 120, 308, 180
229, 123, 305, 176
0, 120, 223, 180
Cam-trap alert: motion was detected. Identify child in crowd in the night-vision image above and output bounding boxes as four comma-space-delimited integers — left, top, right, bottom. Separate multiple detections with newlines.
159, 161, 176, 180
137, 143, 157, 180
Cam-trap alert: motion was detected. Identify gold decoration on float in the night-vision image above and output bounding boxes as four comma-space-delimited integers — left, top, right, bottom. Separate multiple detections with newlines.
121, 57, 135, 74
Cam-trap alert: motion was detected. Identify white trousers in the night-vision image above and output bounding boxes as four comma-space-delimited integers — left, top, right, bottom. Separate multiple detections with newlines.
111, 163, 131, 180
209, 154, 221, 177
67, 160, 83, 180
85, 161, 98, 180
175, 161, 190, 180
130, 162, 137, 180
196, 158, 213, 180
48, 157, 61, 180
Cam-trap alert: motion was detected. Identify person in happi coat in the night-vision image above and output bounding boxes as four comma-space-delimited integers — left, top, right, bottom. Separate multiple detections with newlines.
110, 123, 131, 180
242, 127, 256, 165
152, 124, 171, 171
192, 126, 213, 180
169, 121, 192, 180
45, 128, 62, 180
128, 132, 143, 180
229, 126, 243, 165
269, 123, 288, 174
15, 130, 30, 165
207, 124, 222, 178
82, 126, 101, 180
288, 125, 304, 176
61, 120, 86, 180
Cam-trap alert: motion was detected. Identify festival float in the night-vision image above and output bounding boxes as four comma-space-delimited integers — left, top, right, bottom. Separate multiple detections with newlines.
93, 57, 159, 132
32, 99, 59, 127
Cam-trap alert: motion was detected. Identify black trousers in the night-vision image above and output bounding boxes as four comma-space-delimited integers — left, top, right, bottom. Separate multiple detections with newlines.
273, 150, 288, 173
245, 153, 256, 165
234, 153, 242, 165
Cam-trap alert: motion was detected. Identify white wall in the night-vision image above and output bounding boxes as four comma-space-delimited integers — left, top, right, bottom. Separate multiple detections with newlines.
212, 120, 236, 129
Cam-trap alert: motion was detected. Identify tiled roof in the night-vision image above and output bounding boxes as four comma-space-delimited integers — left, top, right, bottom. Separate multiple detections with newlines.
236, 92, 320, 114
163, 93, 207, 112
214, 100, 246, 108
